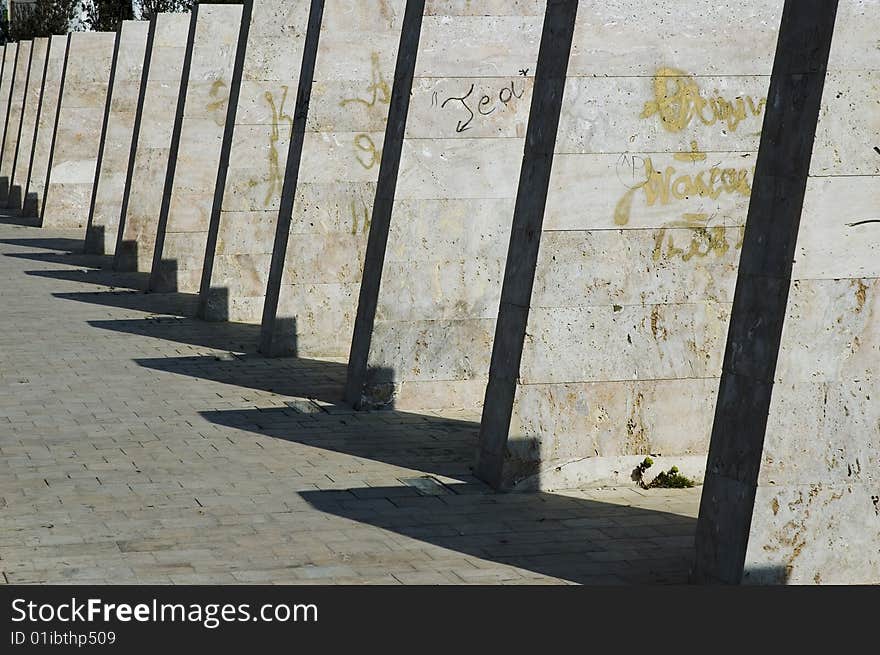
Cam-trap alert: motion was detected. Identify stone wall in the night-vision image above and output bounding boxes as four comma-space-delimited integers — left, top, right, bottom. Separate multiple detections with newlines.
0, 39, 31, 206
9, 37, 48, 213
150, 3, 246, 294
0, 44, 19, 181
261, 0, 405, 358
42, 31, 115, 230
347, 1, 545, 411
199, 0, 312, 322
85, 21, 150, 256
115, 13, 191, 272
479, 0, 785, 490
23, 35, 66, 219
740, 0, 879, 585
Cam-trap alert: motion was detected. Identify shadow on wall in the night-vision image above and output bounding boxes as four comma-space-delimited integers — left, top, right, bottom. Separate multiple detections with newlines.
21, 191, 40, 218
742, 565, 791, 585
83, 223, 106, 255
7, 182, 24, 212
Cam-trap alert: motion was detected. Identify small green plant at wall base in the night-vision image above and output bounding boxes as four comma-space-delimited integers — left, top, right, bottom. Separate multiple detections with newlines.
648, 465, 696, 489
631, 458, 695, 489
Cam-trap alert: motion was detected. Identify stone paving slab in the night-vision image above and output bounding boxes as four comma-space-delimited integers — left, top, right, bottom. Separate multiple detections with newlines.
0, 217, 700, 584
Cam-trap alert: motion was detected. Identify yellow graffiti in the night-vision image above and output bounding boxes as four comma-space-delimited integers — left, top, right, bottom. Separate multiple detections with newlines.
641, 67, 766, 134
350, 199, 371, 235
673, 140, 707, 163
206, 79, 229, 127
614, 152, 752, 262
614, 155, 753, 227
264, 87, 294, 207
651, 218, 738, 263
354, 133, 382, 170
340, 52, 391, 110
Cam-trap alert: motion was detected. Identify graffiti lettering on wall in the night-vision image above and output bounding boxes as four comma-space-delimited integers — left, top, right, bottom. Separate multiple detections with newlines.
350, 198, 371, 235
206, 80, 229, 127
264, 86, 294, 207
614, 151, 752, 261
609, 65, 766, 262
641, 67, 766, 134
354, 134, 382, 170
435, 75, 527, 134
340, 52, 392, 170
340, 52, 391, 110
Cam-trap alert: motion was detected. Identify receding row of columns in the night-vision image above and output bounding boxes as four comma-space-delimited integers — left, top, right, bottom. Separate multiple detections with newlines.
0, 0, 874, 584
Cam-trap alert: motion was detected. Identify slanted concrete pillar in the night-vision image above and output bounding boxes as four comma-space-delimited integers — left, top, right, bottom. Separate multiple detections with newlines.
690, 0, 877, 584
23, 34, 66, 220
0, 43, 19, 180
474, 1, 788, 491
0, 39, 31, 206
85, 20, 150, 256
474, 0, 578, 489
344, 1, 545, 412
114, 12, 191, 272
42, 31, 116, 230
198, 0, 313, 323
149, 2, 249, 294
9, 37, 48, 213
259, 0, 406, 358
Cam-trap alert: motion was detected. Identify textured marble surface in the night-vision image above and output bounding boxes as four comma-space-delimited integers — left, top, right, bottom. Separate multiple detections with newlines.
741, 0, 880, 582
23, 35, 66, 219
0, 44, 18, 182
86, 21, 150, 256
154, 4, 244, 293
201, 0, 311, 323
267, 0, 405, 357
9, 38, 49, 213
0, 40, 31, 206
355, 4, 544, 411
115, 13, 191, 272
497, 1, 785, 491
41, 31, 115, 230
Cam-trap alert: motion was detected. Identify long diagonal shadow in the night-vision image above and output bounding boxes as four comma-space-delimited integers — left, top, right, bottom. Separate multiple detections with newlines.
198, 404, 701, 584
137, 355, 347, 403
0, 236, 84, 251
300, 485, 698, 584
53, 290, 199, 317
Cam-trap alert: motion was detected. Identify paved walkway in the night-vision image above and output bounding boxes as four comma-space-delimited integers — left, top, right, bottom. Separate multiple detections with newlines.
0, 216, 700, 584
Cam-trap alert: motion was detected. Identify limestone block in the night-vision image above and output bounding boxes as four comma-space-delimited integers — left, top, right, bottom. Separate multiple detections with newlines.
115, 13, 190, 272
23, 35, 66, 219
42, 32, 116, 230
567, 1, 783, 77
695, 1, 879, 584
86, 21, 150, 255
9, 38, 48, 214
152, 3, 245, 293
483, 1, 789, 489
201, 0, 311, 323
811, 71, 880, 176
0, 44, 18, 179
1, 40, 32, 205
354, 3, 544, 410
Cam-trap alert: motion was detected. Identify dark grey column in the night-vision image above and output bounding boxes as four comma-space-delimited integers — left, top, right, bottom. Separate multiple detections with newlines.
258, 0, 326, 355
692, 0, 838, 584
148, 3, 200, 289
343, 0, 426, 406
474, 0, 579, 489
113, 14, 156, 269
197, 0, 254, 319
